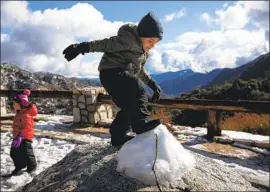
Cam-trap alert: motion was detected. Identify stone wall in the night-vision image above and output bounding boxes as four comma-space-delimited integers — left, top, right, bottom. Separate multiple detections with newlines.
0, 86, 117, 125
73, 87, 118, 126
1, 97, 7, 115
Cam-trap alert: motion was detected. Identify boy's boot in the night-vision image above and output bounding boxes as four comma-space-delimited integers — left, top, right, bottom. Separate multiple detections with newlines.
111, 135, 135, 146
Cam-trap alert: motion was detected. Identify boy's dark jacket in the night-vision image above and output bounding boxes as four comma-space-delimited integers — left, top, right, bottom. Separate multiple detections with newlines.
83, 24, 154, 85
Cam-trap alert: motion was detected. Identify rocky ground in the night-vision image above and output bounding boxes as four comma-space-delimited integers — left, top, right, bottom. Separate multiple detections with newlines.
1, 115, 269, 192
21, 142, 267, 192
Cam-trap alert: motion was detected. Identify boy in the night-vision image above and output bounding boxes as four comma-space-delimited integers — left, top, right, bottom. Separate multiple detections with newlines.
63, 11, 163, 146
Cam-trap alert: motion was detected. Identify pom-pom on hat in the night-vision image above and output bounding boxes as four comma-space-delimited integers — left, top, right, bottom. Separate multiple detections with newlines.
13, 89, 31, 107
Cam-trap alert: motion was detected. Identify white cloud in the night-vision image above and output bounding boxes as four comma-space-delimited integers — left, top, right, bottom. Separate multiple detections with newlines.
196, 1, 269, 72
200, 13, 213, 26
215, 3, 250, 30
164, 8, 186, 22
223, 3, 228, 8
1, 1, 30, 27
146, 49, 181, 74
146, 29, 269, 73
1, 34, 9, 42
0, 1, 132, 78
1, 1, 269, 79
200, 3, 249, 30
200, 1, 269, 30
142, 1, 268, 74
240, 1, 270, 31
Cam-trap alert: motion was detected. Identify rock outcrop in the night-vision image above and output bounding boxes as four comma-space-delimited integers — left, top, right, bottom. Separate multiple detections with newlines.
22, 142, 258, 192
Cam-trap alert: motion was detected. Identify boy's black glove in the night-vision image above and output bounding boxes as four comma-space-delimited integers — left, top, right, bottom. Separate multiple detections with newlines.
147, 80, 161, 102
63, 42, 90, 62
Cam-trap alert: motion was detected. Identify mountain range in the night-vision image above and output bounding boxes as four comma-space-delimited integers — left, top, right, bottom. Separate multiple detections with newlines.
151, 68, 223, 96
178, 52, 269, 101
204, 52, 269, 87
150, 52, 269, 96
1, 52, 269, 97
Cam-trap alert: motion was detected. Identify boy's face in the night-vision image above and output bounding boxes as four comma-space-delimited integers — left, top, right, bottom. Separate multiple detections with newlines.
13, 102, 21, 111
140, 37, 160, 52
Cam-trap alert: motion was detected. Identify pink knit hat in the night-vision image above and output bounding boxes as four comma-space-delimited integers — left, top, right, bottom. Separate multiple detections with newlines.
13, 89, 31, 107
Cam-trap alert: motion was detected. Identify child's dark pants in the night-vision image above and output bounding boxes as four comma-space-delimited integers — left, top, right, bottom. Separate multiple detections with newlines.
99, 68, 160, 142
10, 139, 37, 172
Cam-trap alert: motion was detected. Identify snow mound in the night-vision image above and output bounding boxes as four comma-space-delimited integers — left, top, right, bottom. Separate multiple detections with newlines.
116, 124, 196, 186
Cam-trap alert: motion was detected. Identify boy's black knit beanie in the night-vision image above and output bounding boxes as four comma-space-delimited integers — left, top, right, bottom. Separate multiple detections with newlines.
137, 11, 163, 40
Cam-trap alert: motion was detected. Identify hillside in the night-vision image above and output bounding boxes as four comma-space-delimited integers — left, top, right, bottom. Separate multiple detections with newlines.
0, 63, 101, 115
0, 63, 101, 90
179, 53, 270, 101
240, 53, 270, 80
1, 63, 53, 90
179, 76, 269, 101
206, 52, 270, 88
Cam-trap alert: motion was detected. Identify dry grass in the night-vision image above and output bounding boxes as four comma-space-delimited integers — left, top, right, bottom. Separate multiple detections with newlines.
150, 107, 175, 132
221, 113, 270, 135
150, 107, 172, 125
202, 143, 239, 154
149, 107, 269, 135
201, 142, 257, 157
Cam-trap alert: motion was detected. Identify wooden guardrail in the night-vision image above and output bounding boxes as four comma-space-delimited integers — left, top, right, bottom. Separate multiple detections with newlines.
97, 93, 270, 140
0, 89, 73, 98
1, 89, 269, 140
97, 94, 270, 114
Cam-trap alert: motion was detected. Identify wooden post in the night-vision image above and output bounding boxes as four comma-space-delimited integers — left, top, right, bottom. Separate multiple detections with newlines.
207, 110, 222, 140
215, 110, 223, 137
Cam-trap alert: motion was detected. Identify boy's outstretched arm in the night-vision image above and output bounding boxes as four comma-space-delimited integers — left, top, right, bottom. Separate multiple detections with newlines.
63, 27, 135, 61
87, 29, 134, 53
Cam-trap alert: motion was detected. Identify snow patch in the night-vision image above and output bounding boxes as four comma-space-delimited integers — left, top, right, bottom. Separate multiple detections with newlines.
1, 132, 76, 192
223, 130, 269, 142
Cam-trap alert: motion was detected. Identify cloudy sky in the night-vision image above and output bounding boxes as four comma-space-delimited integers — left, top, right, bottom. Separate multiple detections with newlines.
1, 1, 269, 78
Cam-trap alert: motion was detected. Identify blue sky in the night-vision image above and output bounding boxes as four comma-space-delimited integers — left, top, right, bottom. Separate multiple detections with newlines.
25, 1, 231, 43
1, 1, 269, 78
